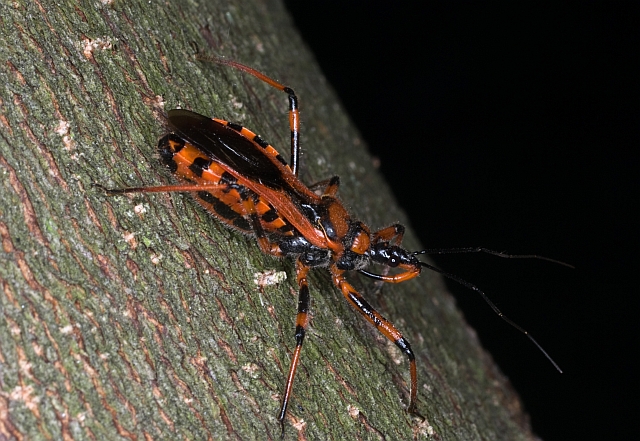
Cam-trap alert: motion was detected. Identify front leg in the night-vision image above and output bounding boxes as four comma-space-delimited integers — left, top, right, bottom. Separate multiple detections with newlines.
330, 265, 420, 415
372, 224, 406, 245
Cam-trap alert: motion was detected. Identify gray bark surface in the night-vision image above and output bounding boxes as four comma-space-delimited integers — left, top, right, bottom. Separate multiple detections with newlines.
0, 1, 538, 440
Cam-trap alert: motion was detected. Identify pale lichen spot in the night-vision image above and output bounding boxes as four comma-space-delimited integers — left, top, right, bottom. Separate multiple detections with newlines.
19, 360, 32, 376
230, 96, 244, 110
123, 231, 137, 249
10, 385, 40, 411
81, 37, 113, 59
31, 341, 43, 357
10, 322, 21, 335
54, 120, 75, 151
152, 95, 165, 109
253, 270, 287, 287
251, 35, 265, 53
241, 363, 260, 378
292, 418, 306, 432
413, 416, 436, 438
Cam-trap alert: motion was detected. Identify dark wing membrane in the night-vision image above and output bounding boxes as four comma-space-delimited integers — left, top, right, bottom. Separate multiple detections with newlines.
168, 109, 292, 190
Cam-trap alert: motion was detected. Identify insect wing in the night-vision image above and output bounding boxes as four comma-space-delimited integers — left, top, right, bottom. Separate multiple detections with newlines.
168, 109, 291, 190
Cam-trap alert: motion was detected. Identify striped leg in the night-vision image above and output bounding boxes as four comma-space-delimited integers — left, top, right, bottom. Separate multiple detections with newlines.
330, 265, 419, 415
240, 193, 285, 257
307, 176, 341, 197
372, 224, 406, 245
278, 259, 311, 436
214, 58, 301, 176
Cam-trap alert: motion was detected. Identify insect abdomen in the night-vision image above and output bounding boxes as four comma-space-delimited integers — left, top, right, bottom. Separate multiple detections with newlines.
157, 133, 297, 236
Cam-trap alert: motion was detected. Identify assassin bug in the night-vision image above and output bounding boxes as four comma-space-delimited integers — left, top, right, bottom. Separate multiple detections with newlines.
99, 57, 569, 435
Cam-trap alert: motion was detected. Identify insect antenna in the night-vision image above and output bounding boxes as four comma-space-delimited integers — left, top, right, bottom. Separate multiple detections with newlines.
415, 247, 574, 268
413, 254, 564, 373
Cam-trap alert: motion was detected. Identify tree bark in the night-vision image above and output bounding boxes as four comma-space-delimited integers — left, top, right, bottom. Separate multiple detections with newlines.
0, 1, 539, 440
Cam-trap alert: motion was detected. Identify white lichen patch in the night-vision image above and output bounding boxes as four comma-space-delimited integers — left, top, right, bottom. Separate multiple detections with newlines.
54, 120, 75, 151
347, 404, 360, 418
123, 231, 137, 249
230, 96, 244, 110
292, 418, 306, 432
253, 270, 287, 287
54, 120, 69, 136
241, 363, 260, 378
10, 385, 40, 411
413, 416, 436, 438
81, 37, 113, 59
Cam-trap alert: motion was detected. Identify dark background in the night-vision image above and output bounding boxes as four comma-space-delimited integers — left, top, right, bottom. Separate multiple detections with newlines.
284, 2, 637, 440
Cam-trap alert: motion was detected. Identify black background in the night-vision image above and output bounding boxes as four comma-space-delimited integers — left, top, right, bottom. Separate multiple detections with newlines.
284, 2, 637, 440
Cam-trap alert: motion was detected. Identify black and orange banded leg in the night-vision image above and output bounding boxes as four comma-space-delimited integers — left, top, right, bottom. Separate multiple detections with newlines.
307, 176, 341, 197
239, 193, 286, 257
330, 265, 420, 415
278, 259, 311, 436
372, 224, 406, 245
214, 58, 301, 176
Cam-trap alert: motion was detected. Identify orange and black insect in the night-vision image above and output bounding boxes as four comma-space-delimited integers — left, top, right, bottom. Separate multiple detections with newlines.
100, 58, 567, 435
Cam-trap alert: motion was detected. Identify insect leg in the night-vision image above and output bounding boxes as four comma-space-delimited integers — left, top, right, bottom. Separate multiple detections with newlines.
330, 265, 420, 415
308, 176, 340, 197
215, 58, 301, 176
359, 264, 421, 284
372, 224, 406, 245
239, 193, 285, 257
278, 259, 311, 436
